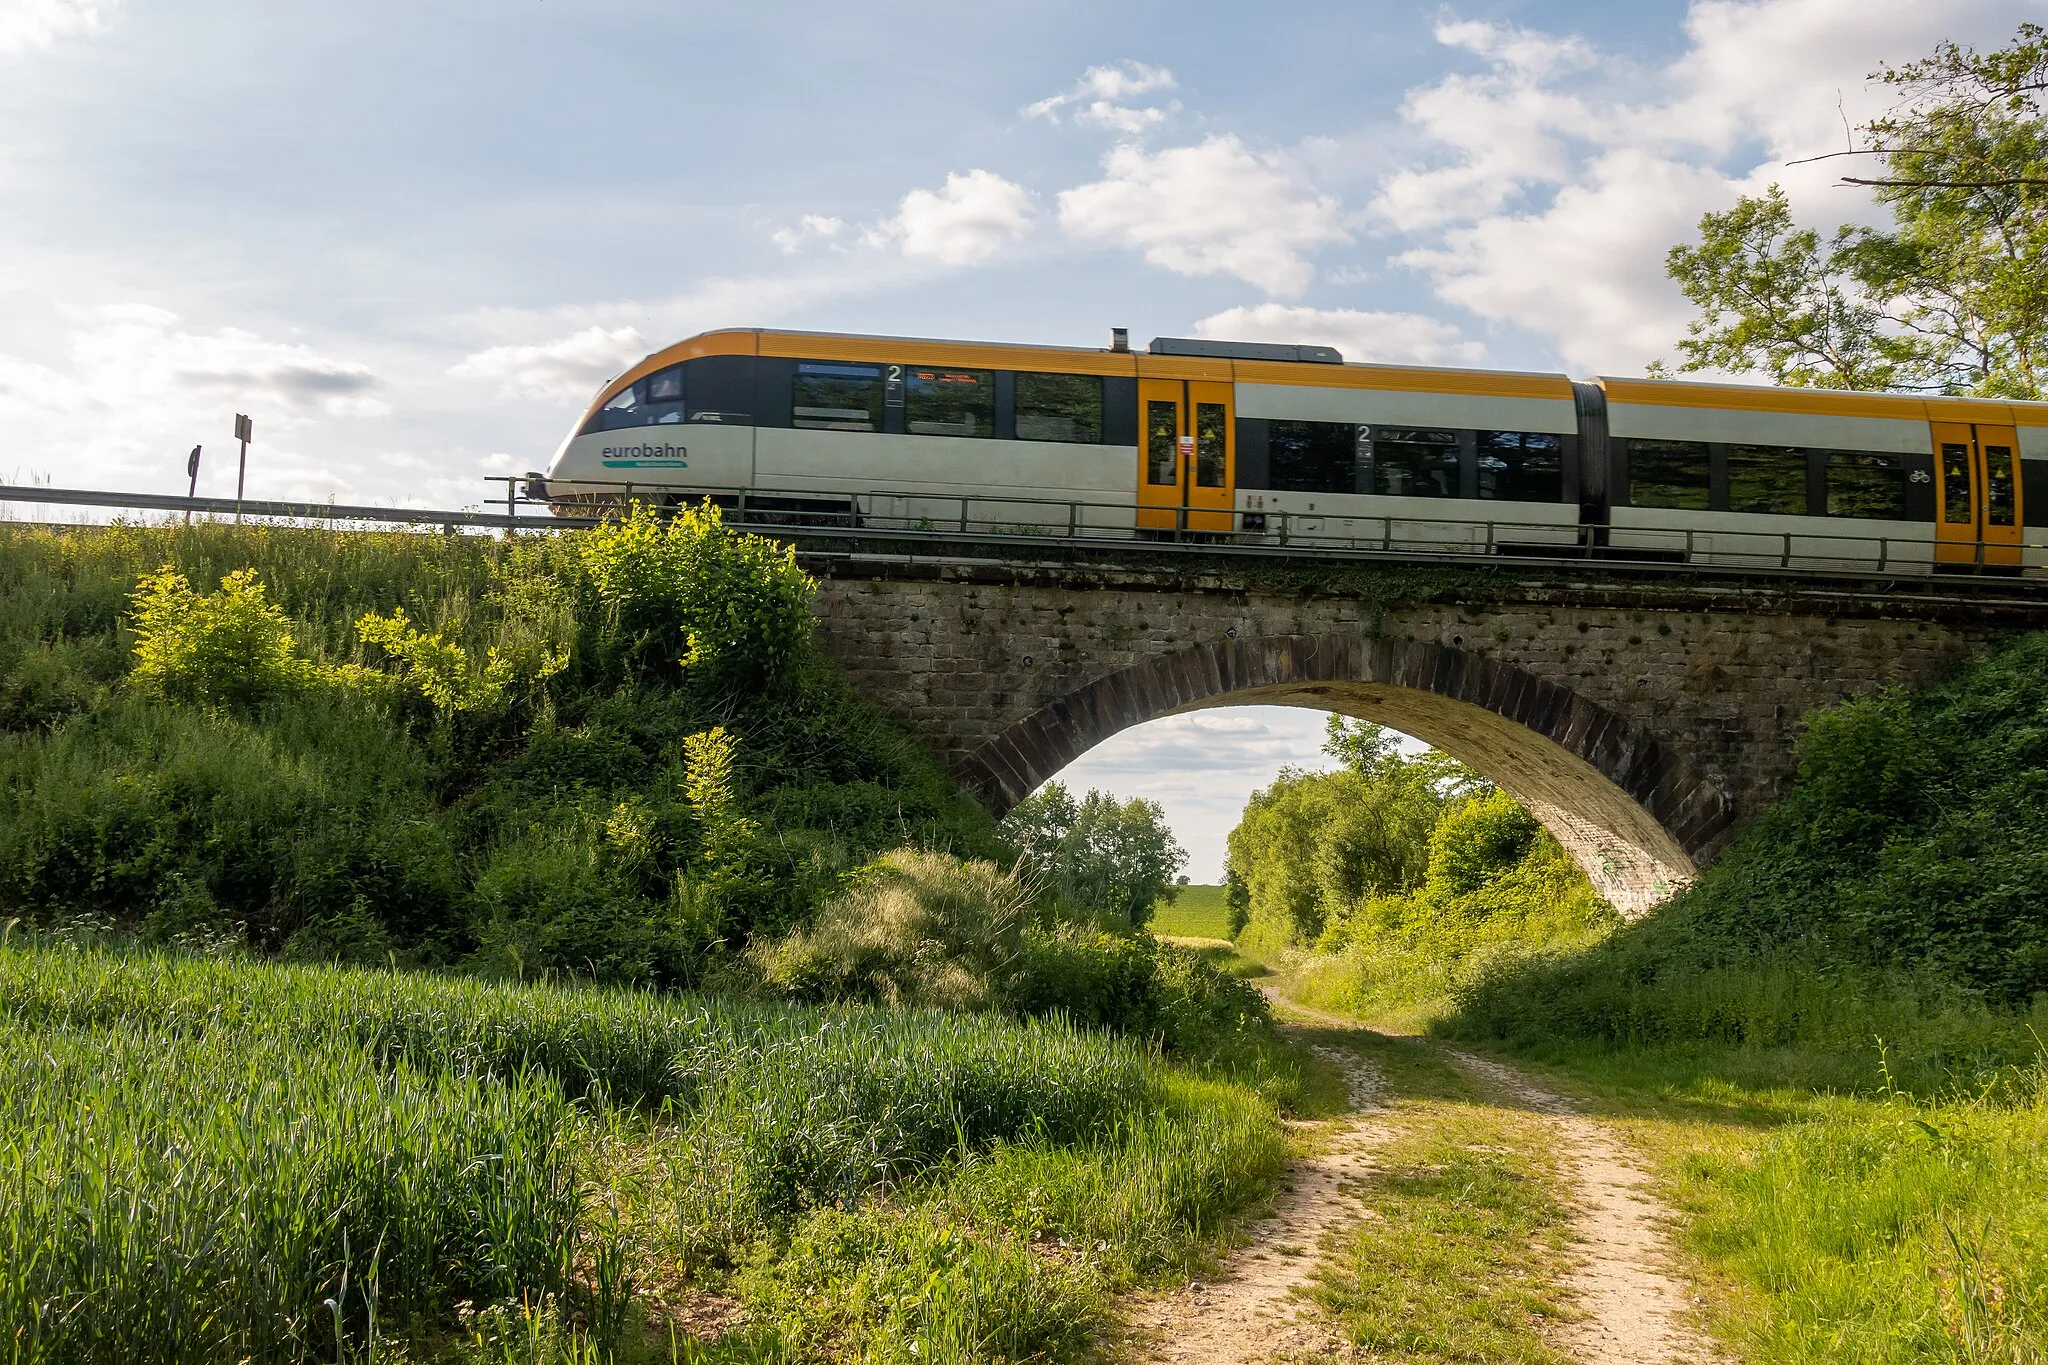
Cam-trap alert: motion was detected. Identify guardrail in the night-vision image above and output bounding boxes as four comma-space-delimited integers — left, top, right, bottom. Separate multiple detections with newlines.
494, 475, 2045, 580
2, 479, 2043, 589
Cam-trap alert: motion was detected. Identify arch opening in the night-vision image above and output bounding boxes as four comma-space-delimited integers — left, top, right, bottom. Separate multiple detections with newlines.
958, 634, 1733, 916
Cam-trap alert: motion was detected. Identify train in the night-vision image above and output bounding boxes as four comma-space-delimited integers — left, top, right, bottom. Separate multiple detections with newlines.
530, 327, 2048, 573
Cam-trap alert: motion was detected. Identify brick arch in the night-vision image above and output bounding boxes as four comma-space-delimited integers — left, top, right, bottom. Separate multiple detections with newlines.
956, 634, 1735, 914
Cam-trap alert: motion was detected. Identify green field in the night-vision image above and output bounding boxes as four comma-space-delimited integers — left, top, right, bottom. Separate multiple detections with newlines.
1150, 883, 1233, 940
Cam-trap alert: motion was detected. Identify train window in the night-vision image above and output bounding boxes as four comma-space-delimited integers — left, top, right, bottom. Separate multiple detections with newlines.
905, 367, 995, 437
647, 367, 683, 403
1195, 402, 1227, 487
1477, 432, 1563, 503
1627, 439, 1710, 510
1146, 400, 1178, 485
1826, 453, 1909, 519
1727, 444, 1807, 515
1985, 442, 2017, 526
1940, 442, 1973, 523
1365, 428, 1460, 498
1267, 421, 1355, 494
792, 362, 883, 432
1016, 373, 1104, 443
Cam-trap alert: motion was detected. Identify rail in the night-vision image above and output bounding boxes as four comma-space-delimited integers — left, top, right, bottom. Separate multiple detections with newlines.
0, 478, 2042, 588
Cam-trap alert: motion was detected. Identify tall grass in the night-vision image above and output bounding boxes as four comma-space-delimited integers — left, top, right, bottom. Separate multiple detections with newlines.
0, 1021, 575, 1364
0, 939, 1289, 1362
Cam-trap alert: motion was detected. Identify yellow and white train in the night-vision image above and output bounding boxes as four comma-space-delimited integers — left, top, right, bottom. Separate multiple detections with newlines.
533, 327, 2048, 572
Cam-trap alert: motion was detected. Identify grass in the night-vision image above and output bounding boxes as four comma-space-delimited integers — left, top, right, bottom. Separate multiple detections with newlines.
1478, 1038, 2048, 1365
0, 935, 1298, 1363
1149, 884, 1232, 940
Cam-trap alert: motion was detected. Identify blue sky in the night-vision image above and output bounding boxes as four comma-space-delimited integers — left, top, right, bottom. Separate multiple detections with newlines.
3, 0, 2040, 875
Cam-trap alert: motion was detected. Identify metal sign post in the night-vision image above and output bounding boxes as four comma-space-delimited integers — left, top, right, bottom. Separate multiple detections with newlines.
184, 444, 202, 525
233, 414, 252, 518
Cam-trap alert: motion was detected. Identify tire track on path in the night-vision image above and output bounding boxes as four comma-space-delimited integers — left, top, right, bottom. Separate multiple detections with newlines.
1441, 1048, 1720, 1365
1129, 998, 1390, 1365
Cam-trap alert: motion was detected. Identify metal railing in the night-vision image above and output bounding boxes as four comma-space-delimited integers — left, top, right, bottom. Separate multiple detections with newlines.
0, 477, 2042, 588
495, 475, 2046, 580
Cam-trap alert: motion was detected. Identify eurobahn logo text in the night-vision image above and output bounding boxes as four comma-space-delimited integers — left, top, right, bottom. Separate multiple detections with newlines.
600, 443, 688, 468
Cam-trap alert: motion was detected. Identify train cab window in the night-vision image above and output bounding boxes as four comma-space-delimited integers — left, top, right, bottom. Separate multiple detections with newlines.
792, 362, 883, 431
1985, 441, 2018, 526
1477, 432, 1563, 503
598, 383, 645, 431
1365, 428, 1460, 498
1727, 444, 1807, 515
905, 367, 995, 437
1826, 453, 1910, 520
1267, 420, 1356, 494
1016, 373, 1104, 443
1627, 439, 1710, 510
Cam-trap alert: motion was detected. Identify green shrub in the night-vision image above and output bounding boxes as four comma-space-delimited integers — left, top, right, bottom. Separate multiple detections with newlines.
129, 566, 316, 708
1451, 631, 2048, 1060
753, 847, 1032, 1011
576, 501, 814, 692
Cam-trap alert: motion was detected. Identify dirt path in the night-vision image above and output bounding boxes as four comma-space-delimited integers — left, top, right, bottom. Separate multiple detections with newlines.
1443, 1049, 1718, 1365
1137, 988, 1714, 1365
1129, 1014, 1389, 1365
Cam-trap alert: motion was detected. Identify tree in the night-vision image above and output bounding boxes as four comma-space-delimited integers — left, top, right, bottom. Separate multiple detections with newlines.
1000, 781, 1186, 927
1661, 25, 2048, 399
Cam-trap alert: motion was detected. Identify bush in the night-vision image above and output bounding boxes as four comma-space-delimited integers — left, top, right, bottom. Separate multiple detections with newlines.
128, 566, 315, 708
0, 522, 999, 978
1447, 630, 2048, 1057
575, 500, 813, 692
752, 848, 1032, 1011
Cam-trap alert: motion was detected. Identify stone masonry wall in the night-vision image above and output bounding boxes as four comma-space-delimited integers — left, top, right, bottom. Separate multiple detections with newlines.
806, 557, 2035, 906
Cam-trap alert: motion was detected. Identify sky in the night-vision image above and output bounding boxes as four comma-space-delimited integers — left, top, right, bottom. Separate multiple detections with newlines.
3, 0, 2041, 877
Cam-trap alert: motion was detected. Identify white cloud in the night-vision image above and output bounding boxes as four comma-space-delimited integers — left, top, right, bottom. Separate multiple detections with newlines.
1193, 303, 1485, 366
769, 214, 844, 253
0, 0, 111, 55
1023, 60, 1179, 132
0, 305, 387, 500
449, 323, 649, 401
1373, 0, 2030, 373
1058, 136, 1347, 297
869, 169, 1035, 267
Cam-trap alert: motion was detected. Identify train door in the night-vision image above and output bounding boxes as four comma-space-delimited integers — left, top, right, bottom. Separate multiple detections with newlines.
1135, 379, 1234, 533
1932, 422, 2023, 567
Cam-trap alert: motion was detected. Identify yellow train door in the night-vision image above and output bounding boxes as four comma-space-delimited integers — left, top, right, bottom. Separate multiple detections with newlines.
1135, 379, 1235, 534
1933, 422, 2024, 567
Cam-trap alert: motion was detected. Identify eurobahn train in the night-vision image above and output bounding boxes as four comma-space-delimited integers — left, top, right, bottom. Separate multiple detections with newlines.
532, 327, 2048, 572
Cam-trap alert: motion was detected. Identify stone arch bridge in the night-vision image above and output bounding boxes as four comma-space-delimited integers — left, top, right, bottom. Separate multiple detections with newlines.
803, 553, 2047, 912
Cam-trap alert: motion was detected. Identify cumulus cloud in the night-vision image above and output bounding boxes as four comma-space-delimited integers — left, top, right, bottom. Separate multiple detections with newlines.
1192, 303, 1485, 366
0, 0, 112, 55
1058, 136, 1347, 297
1023, 60, 1179, 133
769, 214, 844, 253
868, 169, 1035, 267
1373, 0, 2029, 373
450, 323, 649, 401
